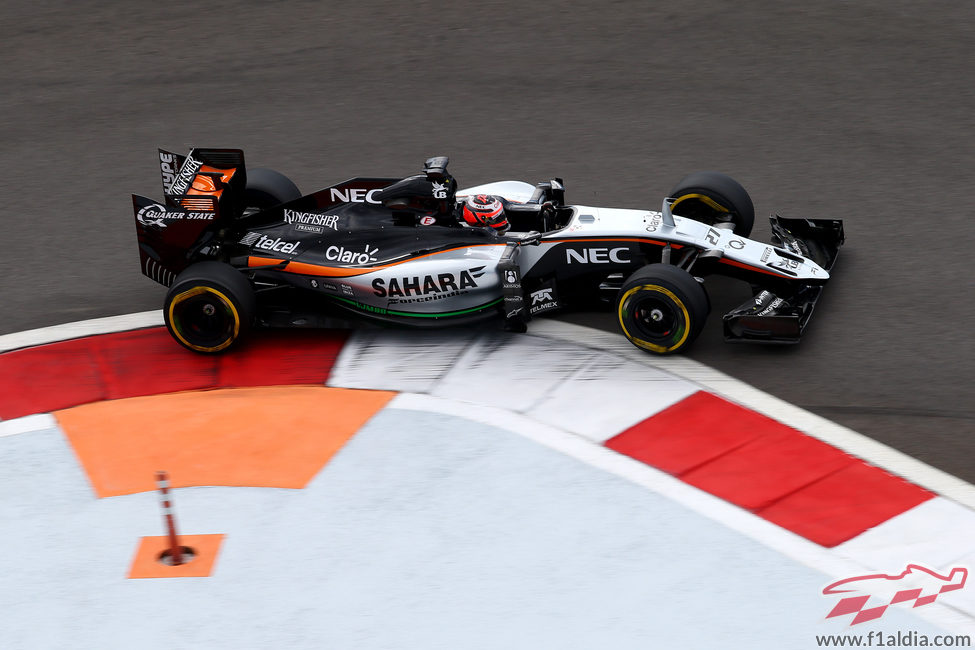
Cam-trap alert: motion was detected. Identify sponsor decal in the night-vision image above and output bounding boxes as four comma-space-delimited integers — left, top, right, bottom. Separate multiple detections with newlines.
728, 239, 745, 249
757, 297, 785, 316
372, 266, 486, 304
350, 301, 387, 315
504, 270, 518, 284
159, 152, 178, 191
761, 247, 772, 262
705, 227, 721, 246
329, 187, 381, 204
565, 247, 631, 264
325, 244, 379, 265
284, 209, 340, 232
432, 181, 448, 199
769, 257, 800, 272
137, 203, 213, 228
341, 284, 354, 296
168, 156, 202, 196
822, 564, 968, 626
644, 213, 663, 232
239, 232, 262, 246
419, 216, 437, 226
310, 279, 319, 289
529, 286, 559, 315
253, 235, 300, 255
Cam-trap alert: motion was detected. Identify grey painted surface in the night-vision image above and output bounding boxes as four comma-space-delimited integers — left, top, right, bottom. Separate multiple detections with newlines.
0, 412, 951, 648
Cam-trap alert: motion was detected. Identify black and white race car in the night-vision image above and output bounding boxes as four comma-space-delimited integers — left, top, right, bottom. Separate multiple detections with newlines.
133, 148, 843, 354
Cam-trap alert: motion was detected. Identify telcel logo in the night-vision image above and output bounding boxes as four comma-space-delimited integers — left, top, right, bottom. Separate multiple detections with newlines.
565, 247, 630, 264
255, 235, 300, 255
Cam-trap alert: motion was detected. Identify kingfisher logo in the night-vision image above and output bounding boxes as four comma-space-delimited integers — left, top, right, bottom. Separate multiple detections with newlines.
822, 564, 968, 626
168, 156, 202, 196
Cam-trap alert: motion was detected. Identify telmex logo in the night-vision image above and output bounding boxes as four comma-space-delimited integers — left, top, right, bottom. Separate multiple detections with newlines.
330, 187, 382, 204
565, 247, 630, 264
531, 288, 554, 305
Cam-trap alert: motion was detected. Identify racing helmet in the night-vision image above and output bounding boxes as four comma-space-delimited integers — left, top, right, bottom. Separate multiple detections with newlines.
461, 194, 509, 233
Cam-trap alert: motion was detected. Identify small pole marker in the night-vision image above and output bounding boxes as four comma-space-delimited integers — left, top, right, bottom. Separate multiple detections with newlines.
156, 470, 184, 565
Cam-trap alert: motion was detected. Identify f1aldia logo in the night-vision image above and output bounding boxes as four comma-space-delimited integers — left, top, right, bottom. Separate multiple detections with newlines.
372, 266, 485, 298
822, 564, 968, 626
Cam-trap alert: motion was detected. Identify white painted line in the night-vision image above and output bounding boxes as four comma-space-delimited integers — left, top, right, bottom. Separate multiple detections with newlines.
0, 413, 57, 437
530, 319, 975, 513
388, 392, 975, 634
0, 310, 164, 354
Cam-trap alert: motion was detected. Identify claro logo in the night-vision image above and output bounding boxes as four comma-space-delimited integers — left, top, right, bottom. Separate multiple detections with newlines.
565, 247, 630, 264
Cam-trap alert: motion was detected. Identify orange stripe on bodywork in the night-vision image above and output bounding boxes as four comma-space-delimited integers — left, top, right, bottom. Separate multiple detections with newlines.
247, 243, 506, 278
56, 385, 396, 497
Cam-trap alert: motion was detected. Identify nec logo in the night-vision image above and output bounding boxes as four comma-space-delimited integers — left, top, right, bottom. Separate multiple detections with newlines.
565, 247, 630, 264
330, 187, 382, 204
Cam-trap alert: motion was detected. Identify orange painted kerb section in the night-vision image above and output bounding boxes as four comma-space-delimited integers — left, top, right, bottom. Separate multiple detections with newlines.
56, 386, 396, 497
128, 534, 225, 579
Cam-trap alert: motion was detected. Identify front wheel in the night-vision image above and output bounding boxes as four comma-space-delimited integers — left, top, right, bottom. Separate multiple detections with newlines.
164, 262, 256, 353
669, 171, 755, 237
616, 264, 710, 354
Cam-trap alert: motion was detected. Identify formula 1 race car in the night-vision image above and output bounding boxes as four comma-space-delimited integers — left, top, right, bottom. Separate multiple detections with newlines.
133, 148, 843, 354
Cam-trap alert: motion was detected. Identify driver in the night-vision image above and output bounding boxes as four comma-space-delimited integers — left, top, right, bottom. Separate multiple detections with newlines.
460, 194, 509, 234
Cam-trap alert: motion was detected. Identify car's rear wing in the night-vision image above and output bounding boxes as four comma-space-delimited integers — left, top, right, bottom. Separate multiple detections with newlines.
134, 148, 247, 286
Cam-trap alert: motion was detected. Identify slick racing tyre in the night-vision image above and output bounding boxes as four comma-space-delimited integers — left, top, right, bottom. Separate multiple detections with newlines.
164, 262, 257, 353
244, 168, 302, 212
669, 171, 755, 237
616, 264, 710, 355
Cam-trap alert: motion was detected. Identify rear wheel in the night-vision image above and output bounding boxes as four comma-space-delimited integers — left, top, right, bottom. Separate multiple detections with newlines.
244, 167, 301, 212
616, 264, 710, 354
669, 171, 754, 237
164, 262, 256, 353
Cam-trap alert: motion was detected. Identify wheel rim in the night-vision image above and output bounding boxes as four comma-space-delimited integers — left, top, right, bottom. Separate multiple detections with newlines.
618, 284, 691, 353
168, 286, 240, 352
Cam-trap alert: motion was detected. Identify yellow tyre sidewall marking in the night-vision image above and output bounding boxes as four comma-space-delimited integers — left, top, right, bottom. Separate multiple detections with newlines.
670, 193, 729, 216
618, 284, 691, 354
167, 286, 240, 353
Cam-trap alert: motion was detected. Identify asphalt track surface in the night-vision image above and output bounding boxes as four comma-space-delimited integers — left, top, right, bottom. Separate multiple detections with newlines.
1, 2, 972, 479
